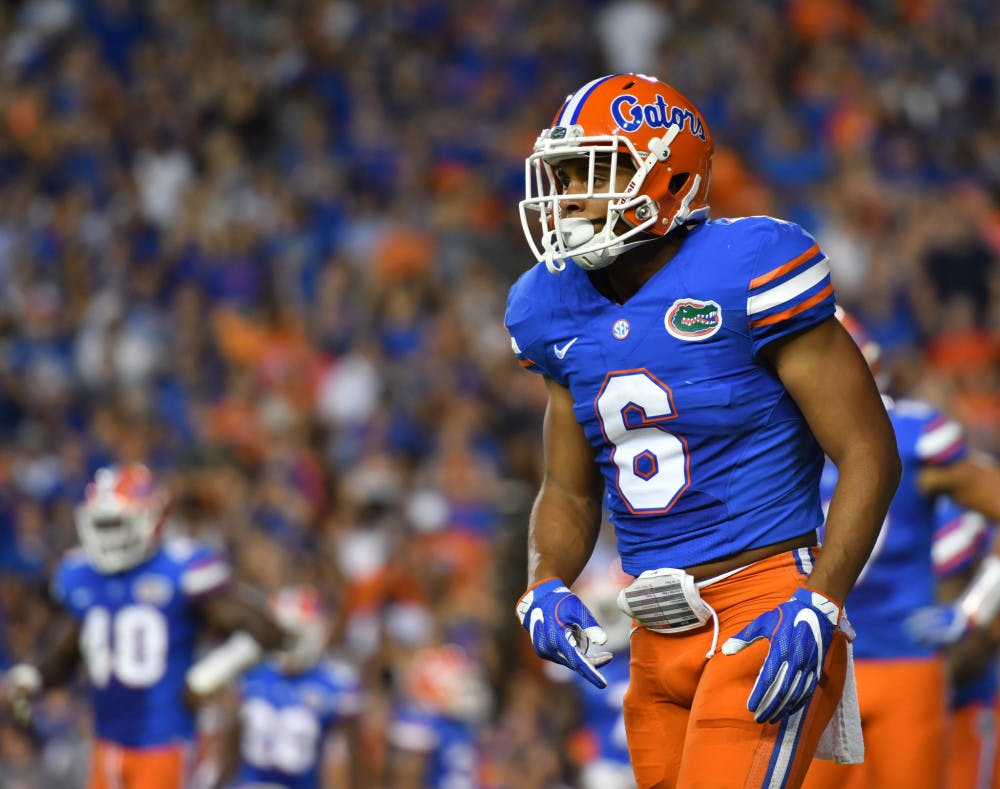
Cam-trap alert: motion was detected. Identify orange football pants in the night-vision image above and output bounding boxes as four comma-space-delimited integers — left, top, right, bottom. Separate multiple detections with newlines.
947, 701, 996, 789
802, 656, 948, 789
89, 740, 190, 789
624, 549, 849, 789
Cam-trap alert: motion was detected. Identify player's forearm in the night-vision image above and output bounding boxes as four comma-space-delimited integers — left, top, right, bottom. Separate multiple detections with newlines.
526, 481, 603, 586
202, 585, 286, 651
921, 459, 1000, 524
810, 452, 899, 605
34, 616, 82, 689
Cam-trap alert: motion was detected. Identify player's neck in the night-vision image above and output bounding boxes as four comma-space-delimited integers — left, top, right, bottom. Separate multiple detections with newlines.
591, 227, 688, 304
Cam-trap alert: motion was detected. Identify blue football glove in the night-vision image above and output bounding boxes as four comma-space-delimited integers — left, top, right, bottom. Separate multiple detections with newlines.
721, 587, 841, 723
516, 577, 612, 689
904, 604, 970, 647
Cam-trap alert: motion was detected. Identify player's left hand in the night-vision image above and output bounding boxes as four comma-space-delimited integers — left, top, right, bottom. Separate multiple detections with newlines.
903, 604, 970, 647
721, 587, 841, 723
516, 577, 612, 689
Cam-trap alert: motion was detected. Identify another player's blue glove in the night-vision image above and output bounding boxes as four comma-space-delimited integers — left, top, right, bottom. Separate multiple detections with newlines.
904, 604, 970, 647
721, 587, 841, 723
516, 577, 612, 689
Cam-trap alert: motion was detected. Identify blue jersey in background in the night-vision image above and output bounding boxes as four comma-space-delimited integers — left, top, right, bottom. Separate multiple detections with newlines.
52, 537, 231, 747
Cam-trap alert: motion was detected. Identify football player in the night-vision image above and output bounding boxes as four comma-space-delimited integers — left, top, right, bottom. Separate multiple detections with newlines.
211, 584, 364, 789
932, 500, 997, 789
1, 463, 288, 789
802, 310, 1000, 789
385, 642, 491, 789
506, 73, 901, 788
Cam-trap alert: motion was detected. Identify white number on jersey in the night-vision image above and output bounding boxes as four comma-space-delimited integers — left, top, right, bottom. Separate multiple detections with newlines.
80, 605, 169, 688
241, 699, 321, 775
595, 371, 689, 512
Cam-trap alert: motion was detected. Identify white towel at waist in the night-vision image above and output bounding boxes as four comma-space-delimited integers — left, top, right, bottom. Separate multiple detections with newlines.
814, 634, 864, 764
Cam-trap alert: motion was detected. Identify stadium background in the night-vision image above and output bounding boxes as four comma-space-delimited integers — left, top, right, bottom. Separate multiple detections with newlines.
0, 0, 998, 786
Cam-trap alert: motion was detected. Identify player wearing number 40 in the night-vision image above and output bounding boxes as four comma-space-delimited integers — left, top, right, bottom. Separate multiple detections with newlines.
0, 463, 288, 789
506, 73, 901, 789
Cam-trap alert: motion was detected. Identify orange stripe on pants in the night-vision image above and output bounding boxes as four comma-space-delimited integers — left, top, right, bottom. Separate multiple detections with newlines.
802, 656, 948, 789
89, 740, 189, 789
623, 549, 848, 789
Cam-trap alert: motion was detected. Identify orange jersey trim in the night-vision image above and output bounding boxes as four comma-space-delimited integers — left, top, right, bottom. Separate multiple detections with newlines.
749, 243, 821, 290
749, 282, 834, 328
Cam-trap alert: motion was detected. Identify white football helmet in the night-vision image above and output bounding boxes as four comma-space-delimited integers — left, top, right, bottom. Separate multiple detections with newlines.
75, 464, 166, 574
271, 585, 329, 673
520, 73, 713, 273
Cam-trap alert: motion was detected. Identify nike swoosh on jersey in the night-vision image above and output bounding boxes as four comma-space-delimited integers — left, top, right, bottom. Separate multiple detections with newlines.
794, 607, 823, 672
553, 337, 579, 359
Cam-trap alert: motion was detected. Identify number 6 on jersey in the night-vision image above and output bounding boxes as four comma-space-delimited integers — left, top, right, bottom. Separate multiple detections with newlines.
596, 370, 689, 512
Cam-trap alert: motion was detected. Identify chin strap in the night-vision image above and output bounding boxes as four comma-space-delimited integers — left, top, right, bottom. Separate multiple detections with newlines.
570, 233, 659, 271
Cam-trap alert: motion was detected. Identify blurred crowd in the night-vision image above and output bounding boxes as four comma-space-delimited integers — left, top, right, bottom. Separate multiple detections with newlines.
0, 0, 998, 786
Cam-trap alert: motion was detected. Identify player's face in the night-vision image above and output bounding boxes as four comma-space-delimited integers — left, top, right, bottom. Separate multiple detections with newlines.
553, 155, 636, 232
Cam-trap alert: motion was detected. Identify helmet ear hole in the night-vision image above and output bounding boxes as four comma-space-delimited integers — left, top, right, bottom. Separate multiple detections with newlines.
669, 172, 690, 194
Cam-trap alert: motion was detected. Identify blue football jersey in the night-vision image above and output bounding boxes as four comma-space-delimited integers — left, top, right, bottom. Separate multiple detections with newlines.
387, 706, 480, 789
52, 538, 232, 747
506, 217, 836, 574
236, 659, 362, 789
819, 399, 967, 660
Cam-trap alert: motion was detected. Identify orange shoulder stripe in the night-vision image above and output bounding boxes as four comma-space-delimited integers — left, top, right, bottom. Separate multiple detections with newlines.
749, 243, 821, 290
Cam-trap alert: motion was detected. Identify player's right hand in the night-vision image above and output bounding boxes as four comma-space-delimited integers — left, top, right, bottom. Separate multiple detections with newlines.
515, 577, 611, 689
904, 604, 970, 647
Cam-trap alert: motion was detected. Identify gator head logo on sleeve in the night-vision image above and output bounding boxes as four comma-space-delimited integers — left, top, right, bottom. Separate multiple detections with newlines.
665, 299, 723, 341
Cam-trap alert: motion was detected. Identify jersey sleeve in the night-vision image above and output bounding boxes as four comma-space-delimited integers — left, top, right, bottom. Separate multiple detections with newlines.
745, 219, 836, 354
933, 497, 991, 578
387, 708, 440, 753
504, 266, 561, 383
914, 412, 967, 466
50, 553, 89, 620
177, 543, 232, 601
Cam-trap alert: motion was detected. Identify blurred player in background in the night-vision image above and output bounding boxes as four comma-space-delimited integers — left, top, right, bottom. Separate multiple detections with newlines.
931, 499, 997, 789
804, 309, 1000, 789
561, 560, 636, 789
385, 641, 491, 789
208, 584, 364, 789
1, 463, 288, 789
506, 73, 900, 788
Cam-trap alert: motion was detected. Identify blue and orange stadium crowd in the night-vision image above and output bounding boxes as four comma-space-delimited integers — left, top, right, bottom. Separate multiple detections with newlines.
0, 1, 999, 787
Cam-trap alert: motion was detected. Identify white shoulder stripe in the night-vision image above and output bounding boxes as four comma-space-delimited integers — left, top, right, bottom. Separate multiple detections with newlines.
181, 561, 231, 596
387, 720, 437, 751
916, 421, 963, 459
933, 513, 987, 568
747, 258, 829, 316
